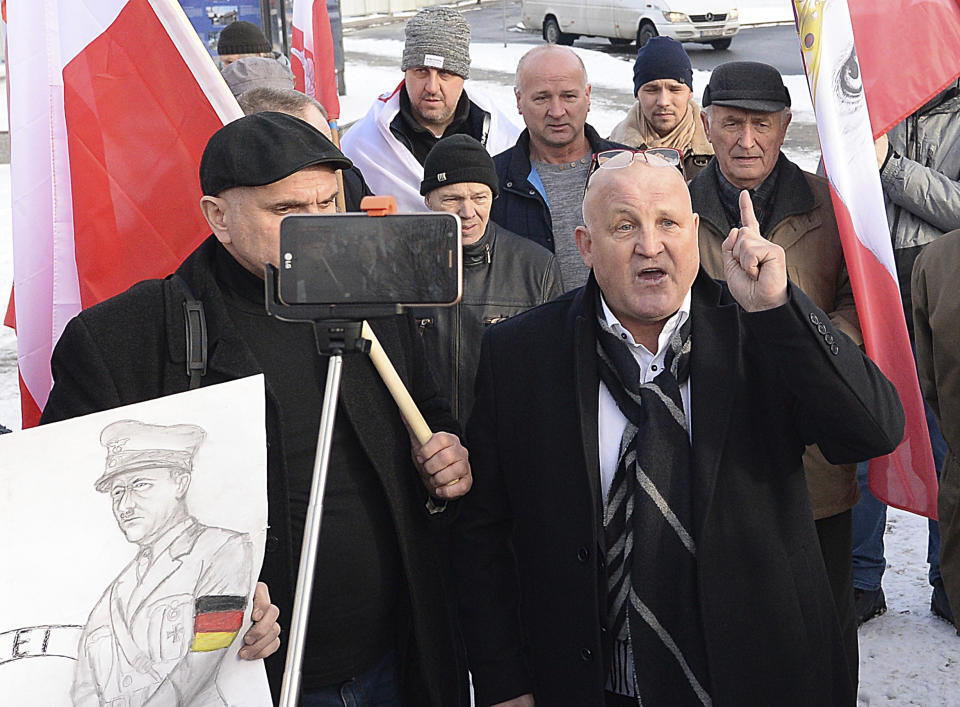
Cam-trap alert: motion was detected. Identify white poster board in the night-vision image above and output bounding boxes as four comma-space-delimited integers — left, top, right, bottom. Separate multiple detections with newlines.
0, 375, 271, 706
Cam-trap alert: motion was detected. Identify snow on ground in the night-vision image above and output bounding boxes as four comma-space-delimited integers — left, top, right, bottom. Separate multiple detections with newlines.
1, 16, 958, 702
858, 509, 960, 705
342, 36, 814, 123
340, 38, 821, 172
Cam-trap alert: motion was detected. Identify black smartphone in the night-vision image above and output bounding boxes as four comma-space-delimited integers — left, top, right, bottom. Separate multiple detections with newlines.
278, 213, 462, 307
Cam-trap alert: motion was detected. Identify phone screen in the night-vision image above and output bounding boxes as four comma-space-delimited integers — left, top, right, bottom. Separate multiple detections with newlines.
278, 213, 462, 306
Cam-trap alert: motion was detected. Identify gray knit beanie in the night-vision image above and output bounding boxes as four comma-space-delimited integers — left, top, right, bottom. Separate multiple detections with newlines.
401, 7, 471, 79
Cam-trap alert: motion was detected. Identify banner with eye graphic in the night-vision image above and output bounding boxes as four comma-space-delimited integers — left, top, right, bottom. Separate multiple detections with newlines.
793, 0, 954, 519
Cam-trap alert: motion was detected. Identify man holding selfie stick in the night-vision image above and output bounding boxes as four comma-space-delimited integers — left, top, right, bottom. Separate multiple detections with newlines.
41, 112, 471, 706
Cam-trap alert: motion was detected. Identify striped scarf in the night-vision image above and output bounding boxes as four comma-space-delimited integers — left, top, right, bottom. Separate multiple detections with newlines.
596, 310, 711, 705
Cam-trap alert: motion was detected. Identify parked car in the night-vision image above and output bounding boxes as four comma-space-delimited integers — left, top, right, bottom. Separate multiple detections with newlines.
521, 0, 740, 50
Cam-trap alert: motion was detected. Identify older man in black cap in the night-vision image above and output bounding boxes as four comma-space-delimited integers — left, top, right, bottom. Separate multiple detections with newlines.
689, 61, 863, 688
41, 112, 471, 706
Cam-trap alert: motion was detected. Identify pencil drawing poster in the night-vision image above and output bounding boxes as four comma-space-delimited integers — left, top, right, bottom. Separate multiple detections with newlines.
0, 375, 271, 706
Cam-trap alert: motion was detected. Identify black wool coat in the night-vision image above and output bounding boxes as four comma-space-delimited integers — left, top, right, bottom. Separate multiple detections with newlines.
41, 237, 462, 706
455, 271, 904, 707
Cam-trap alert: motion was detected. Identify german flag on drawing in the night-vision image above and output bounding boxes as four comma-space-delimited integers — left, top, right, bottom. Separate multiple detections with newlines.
191, 595, 247, 652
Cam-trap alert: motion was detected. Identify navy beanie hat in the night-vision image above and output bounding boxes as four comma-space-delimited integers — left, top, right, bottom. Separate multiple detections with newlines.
633, 37, 693, 96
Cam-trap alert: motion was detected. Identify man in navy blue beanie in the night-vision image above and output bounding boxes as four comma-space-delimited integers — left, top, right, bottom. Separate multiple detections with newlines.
609, 36, 713, 180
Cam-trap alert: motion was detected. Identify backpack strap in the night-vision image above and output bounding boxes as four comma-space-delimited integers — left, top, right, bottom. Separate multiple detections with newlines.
171, 274, 207, 390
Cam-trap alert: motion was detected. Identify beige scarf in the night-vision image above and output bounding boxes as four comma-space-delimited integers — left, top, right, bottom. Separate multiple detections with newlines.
609, 99, 714, 157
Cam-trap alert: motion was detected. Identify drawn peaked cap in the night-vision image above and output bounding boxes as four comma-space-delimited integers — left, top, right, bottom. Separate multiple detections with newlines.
96, 420, 207, 492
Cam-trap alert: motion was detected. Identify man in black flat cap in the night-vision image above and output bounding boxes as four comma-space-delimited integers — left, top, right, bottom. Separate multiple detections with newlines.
41, 112, 471, 706
689, 61, 863, 689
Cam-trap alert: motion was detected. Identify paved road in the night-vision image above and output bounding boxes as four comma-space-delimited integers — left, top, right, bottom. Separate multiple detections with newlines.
343, 1, 820, 167
345, 0, 805, 75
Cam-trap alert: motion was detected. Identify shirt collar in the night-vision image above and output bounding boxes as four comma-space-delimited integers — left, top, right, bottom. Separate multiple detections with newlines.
138, 515, 193, 562
599, 289, 692, 358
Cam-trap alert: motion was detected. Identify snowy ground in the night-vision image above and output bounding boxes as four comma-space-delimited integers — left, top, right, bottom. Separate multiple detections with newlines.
1, 5, 959, 702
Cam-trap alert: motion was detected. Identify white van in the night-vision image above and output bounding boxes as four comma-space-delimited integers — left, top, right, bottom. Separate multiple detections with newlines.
521, 0, 740, 50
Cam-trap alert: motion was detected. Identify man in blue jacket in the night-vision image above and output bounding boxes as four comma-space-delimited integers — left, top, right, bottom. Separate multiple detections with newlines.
491, 45, 623, 292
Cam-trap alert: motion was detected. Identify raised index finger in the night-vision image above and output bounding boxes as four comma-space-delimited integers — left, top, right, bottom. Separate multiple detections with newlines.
739, 189, 760, 232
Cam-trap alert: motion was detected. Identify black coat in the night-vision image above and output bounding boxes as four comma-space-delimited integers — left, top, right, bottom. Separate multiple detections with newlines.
343, 164, 374, 212
410, 221, 562, 422
490, 125, 624, 252
455, 271, 904, 707
41, 237, 461, 706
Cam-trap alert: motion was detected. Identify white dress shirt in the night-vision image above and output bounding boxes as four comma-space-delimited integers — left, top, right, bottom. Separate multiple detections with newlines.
598, 291, 693, 499
597, 291, 693, 696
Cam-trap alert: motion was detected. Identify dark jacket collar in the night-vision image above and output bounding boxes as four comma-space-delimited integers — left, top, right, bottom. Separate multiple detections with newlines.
690, 154, 816, 236
918, 82, 960, 116
463, 220, 500, 268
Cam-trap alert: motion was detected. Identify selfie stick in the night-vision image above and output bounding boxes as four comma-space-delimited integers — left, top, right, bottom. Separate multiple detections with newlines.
360, 320, 431, 444
276, 317, 370, 707
273, 323, 436, 705
269, 197, 445, 705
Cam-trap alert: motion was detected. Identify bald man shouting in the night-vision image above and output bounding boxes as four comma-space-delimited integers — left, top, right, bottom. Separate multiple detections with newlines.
454, 152, 904, 707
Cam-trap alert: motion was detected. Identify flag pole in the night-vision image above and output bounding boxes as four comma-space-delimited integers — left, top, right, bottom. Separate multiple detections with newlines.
330, 121, 347, 212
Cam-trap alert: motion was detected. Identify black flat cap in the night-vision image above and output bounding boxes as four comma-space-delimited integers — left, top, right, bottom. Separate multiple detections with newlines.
702, 61, 791, 113
200, 112, 352, 196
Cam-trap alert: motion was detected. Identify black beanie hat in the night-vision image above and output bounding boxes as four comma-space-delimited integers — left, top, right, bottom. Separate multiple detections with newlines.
420, 135, 499, 197
217, 21, 272, 56
200, 112, 352, 196
633, 37, 693, 96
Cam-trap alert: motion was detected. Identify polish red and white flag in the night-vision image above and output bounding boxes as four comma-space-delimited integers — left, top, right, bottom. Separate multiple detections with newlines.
795, 0, 960, 518
290, 0, 340, 121
5, 0, 241, 427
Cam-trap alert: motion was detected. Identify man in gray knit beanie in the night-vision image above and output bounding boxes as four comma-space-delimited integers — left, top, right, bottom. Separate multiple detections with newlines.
399, 6, 472, 138
340, 5, 521, 213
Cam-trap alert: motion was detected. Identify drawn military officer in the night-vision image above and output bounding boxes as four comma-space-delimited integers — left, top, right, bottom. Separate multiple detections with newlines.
72, 420, 253, 707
